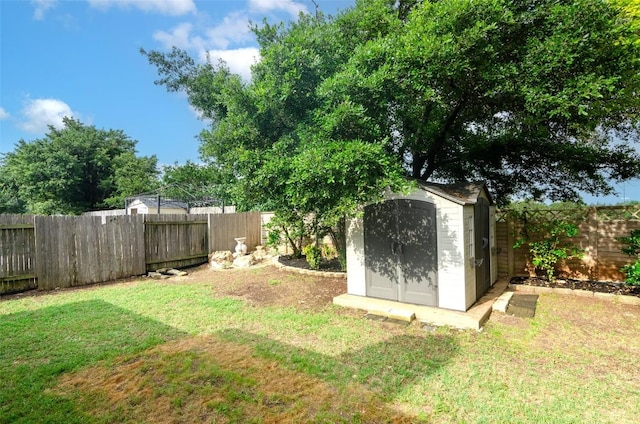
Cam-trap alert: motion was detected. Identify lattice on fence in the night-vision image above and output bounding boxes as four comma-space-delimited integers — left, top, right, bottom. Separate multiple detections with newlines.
596, 206, 640, 221
496, 207, 589, 224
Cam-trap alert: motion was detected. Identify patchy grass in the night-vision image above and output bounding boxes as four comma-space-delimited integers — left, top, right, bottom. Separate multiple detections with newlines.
1, 271, 639, 423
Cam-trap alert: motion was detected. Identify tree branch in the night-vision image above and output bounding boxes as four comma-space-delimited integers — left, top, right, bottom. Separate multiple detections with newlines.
421, 101, 464, 180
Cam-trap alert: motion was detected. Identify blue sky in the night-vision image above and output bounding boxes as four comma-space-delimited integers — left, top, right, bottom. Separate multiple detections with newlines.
0, 0, 638, 205
0, 0, 354, 164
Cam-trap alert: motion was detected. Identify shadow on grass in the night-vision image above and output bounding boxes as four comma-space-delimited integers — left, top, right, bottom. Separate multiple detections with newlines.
0, 299, 185, 424
49, 329, 459, 423
1, 299, 459, 423
218, 328, 459, 405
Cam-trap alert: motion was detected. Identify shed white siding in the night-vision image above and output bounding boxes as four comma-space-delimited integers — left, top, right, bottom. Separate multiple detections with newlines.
346, 187, 471, 311
346, 217, 366, 296
126, 199, 187, 215
345, 181, 497, 312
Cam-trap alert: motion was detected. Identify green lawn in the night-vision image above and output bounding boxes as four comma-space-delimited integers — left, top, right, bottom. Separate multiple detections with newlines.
1, 271, 639, 423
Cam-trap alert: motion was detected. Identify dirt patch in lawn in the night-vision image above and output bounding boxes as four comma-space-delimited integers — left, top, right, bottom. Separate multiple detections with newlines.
1, 262, 349, 314
54, 335, 416, 423
180, 264, 349, 313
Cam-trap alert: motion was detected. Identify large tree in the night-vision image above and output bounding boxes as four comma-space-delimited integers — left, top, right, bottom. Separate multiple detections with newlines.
320, 0, 640, 202
0, 117, 158, 215
159, 160, 235, 206
143, 12, 409, 259
144, 0, 640, 253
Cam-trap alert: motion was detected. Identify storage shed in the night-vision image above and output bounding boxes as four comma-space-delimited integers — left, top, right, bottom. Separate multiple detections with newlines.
126, 196, 188, 215
345, 181, 497, 312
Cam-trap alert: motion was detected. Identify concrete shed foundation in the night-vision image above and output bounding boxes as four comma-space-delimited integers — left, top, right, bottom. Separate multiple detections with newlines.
334, 278, 509, 330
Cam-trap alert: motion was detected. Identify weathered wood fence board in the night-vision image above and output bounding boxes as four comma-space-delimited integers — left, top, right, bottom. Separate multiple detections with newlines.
208, 212, 262, 253
1, 212, 266, 294
0, 215, 37, 293
144, 214, 209, 271
35, 215, 146, 290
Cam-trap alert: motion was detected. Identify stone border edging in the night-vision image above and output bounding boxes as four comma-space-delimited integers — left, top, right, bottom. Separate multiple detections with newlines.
509, 284, 640, 306
272, 257, 347, 279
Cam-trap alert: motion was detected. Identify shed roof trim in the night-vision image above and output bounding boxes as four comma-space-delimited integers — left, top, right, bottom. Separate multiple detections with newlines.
417, 181, 494, 205
128, 197, 188, 209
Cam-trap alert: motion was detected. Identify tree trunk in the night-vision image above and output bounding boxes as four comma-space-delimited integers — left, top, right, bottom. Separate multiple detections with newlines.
328, 217, 347, 271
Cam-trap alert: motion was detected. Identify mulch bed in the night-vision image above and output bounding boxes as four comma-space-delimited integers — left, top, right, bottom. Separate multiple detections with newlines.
278, 257, 640, 299
510, 276, 640, 298
278, 255, 345, 273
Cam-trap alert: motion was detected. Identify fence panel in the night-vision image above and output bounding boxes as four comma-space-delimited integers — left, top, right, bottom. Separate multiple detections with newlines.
0, 215, 37, 294
208, 212, 262, 253
144, 214, 209, 271
35, 215, 145, 290
495, 205, 640, 282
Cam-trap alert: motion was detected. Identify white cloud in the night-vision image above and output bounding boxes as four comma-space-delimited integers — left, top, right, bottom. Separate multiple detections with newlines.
249, 0, 308, 17
87, 0, 196, 16
31, 0, 58, 20
0, 107, 9, 120
201, 48, 260, 82
19, 98, 77, 133
155, 12, 252, 52
204, 12, 253, 49
153, 22, 202, 50
150, 1, 311, 82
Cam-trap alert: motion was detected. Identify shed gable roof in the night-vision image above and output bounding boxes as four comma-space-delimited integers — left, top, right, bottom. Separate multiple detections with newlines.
417, 181, 494, 206
128, 197, 188, 210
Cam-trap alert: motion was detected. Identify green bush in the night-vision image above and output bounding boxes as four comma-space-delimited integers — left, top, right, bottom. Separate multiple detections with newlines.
321, 243, 337, 259
514, 219, 583, 282
618, 229, 640, 286
302, 244, 323, 270
618, 229, 640, 257
621, 260, 640, 286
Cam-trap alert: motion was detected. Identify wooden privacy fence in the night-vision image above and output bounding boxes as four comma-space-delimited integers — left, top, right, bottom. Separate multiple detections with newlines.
144, 215, 208, 272
37, 215, 146, 290
208, 212, 261, 253
0, 212, 263, 294
0, 215, 37, 294
496, 206, 640, 282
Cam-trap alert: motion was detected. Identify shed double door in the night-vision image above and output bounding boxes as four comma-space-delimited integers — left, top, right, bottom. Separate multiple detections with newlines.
364, 199, 438, 306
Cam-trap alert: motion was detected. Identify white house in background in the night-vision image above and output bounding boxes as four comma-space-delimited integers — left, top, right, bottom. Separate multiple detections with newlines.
126, 197, 188, 215
345, 181, 497, 312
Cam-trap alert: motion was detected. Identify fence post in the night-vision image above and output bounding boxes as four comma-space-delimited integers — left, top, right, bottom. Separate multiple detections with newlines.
207, 213, 214, 254
506, 215, 516, 277
586, 207, 599, 281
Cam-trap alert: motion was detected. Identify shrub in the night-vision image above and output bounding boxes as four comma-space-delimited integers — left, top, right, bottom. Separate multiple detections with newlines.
514, 219, 583, 282
621, 260, 640, 286
265, 214, 308, 258
618, 229, 640, 286
302, 244, 322, 270
321, 243, 336, 259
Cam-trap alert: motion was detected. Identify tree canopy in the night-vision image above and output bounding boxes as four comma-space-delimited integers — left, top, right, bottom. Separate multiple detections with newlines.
159, 160, 235, 206
323, 0, 640, 202
143, 0, 640, 253
0, 118, 158, 215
